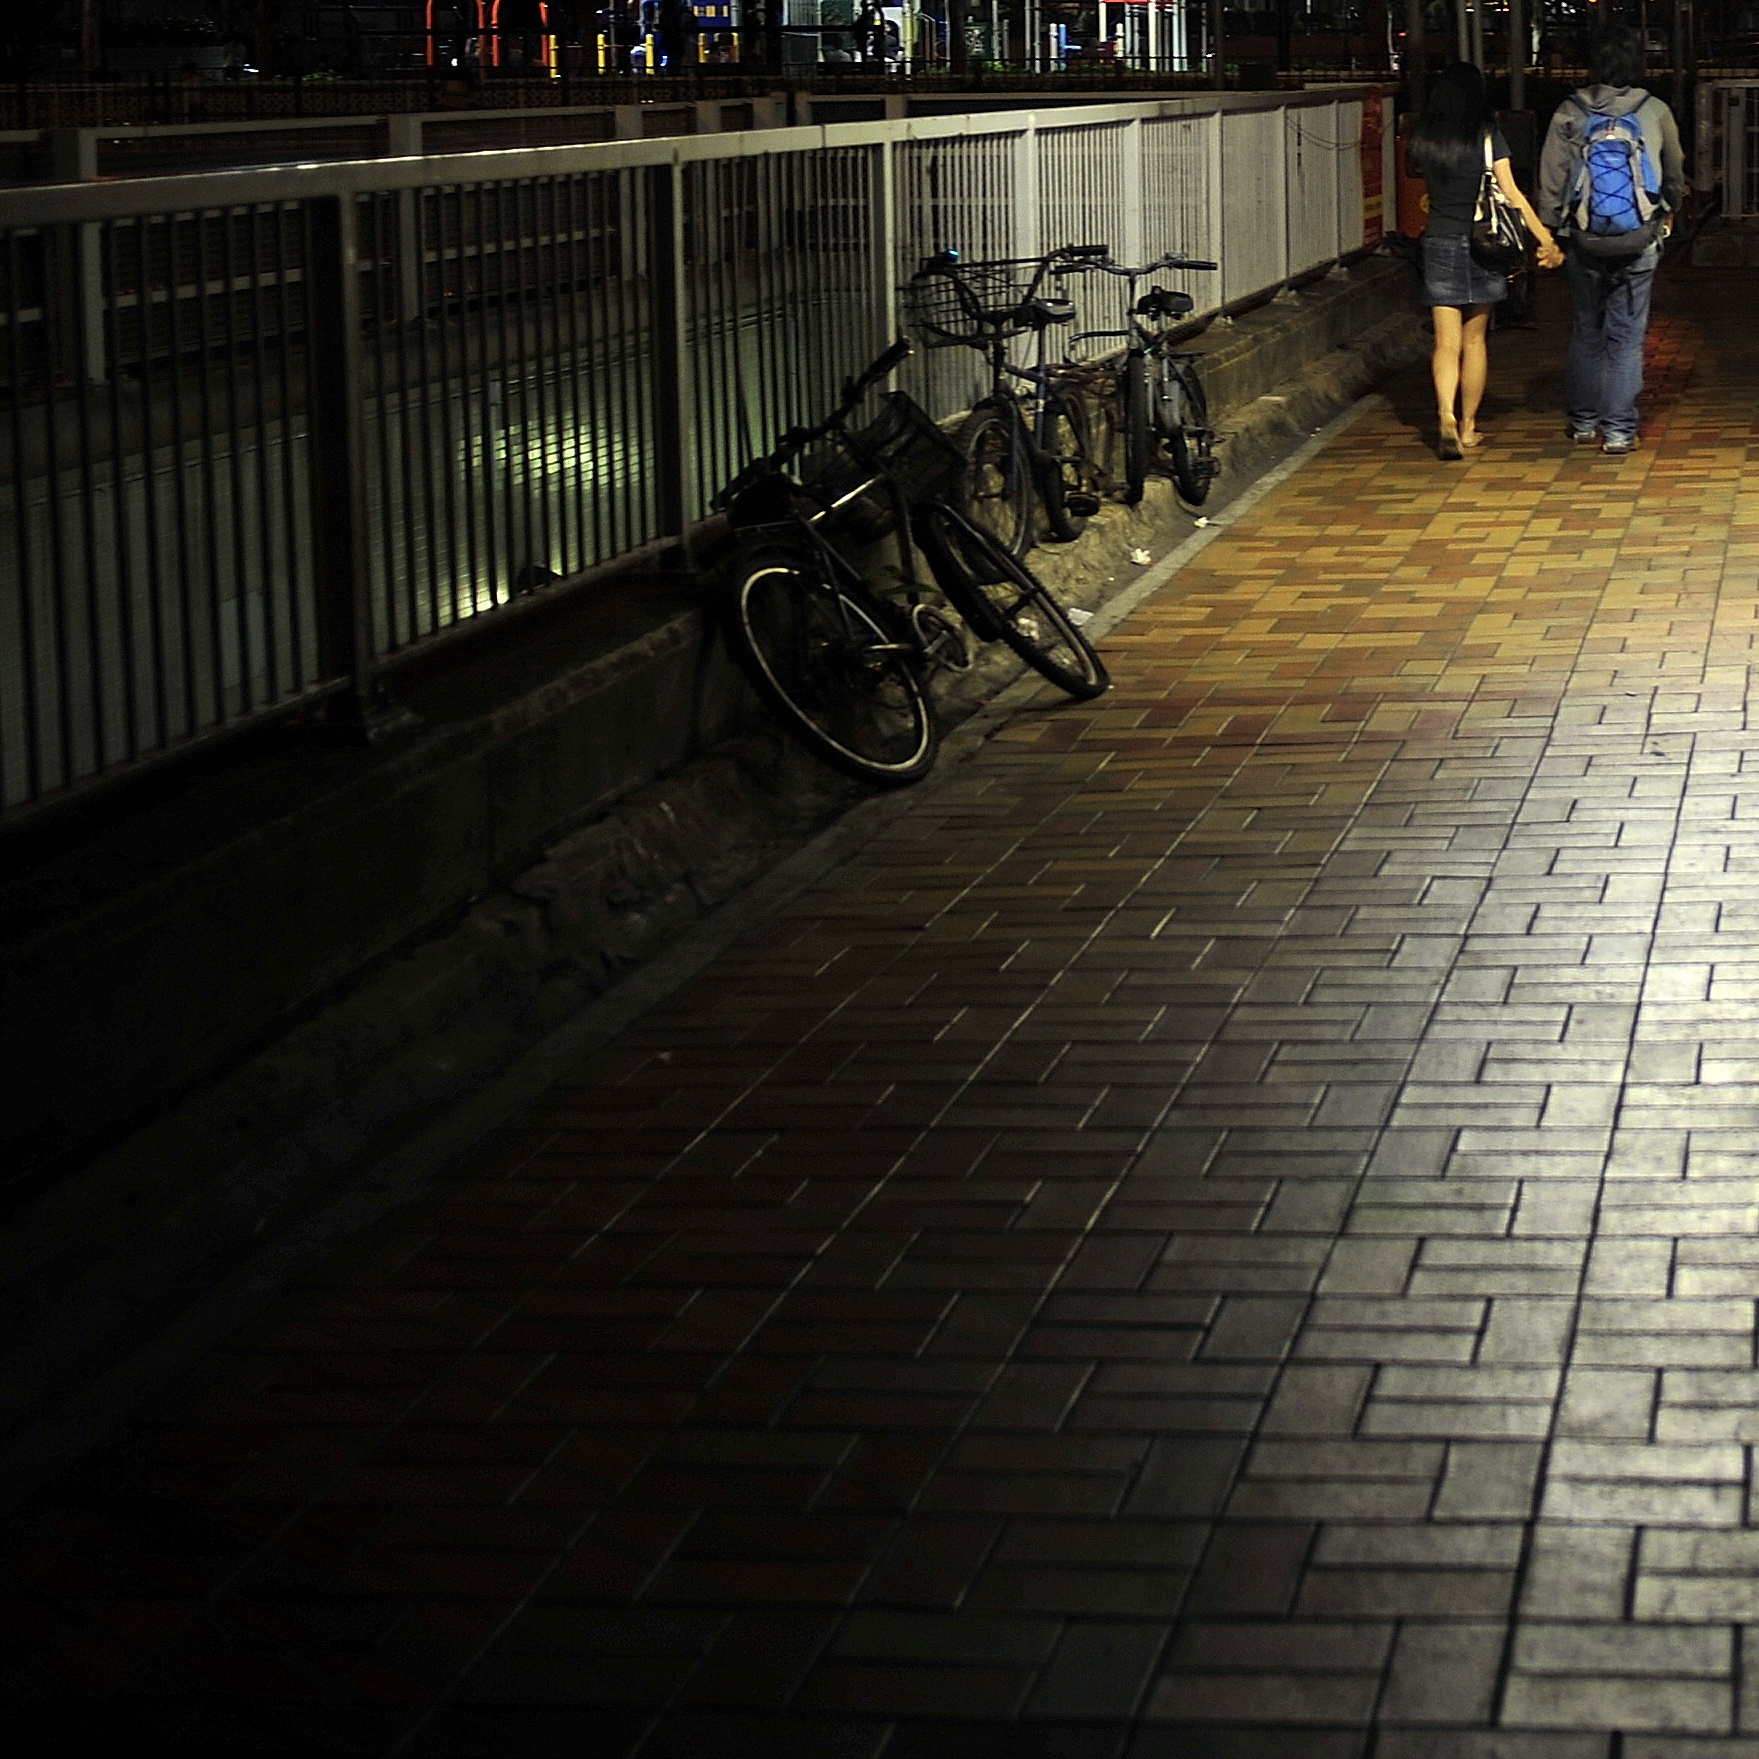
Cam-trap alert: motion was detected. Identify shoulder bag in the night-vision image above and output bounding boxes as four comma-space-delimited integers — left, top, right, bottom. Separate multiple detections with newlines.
1471, 132, 1528, 271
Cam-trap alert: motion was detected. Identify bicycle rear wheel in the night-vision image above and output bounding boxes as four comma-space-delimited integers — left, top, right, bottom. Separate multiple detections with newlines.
1121, 352, 1151, 505
1039, 390, 1099, 544
957, 402, 1035, 561
1153, 355, 1218, 506
916, 503, 1109, 701
728, 544, 938, 785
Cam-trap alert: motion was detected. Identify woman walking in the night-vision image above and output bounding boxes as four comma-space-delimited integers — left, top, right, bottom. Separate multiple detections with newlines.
1410, 61, 1563, 459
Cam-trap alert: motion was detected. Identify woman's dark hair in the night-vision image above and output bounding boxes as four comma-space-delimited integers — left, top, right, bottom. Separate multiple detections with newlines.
1589, 26, 1645, 89
1409, 60, 1491, 183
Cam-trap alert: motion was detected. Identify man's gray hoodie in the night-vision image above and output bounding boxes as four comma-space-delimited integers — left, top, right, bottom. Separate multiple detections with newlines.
1537, 84, 1686, 233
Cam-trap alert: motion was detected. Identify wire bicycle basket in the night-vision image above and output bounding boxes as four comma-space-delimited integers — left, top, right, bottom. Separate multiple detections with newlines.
902, 259, 1048, 348
801, 392, 965, 542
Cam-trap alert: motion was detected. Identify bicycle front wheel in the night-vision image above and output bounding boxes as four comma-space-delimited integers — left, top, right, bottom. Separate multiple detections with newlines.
916, 504, 1109, 701
729, 546, 939, 785
957, 402, 1035, 561
1154, 356, 1217, 506
1121, 352, 1151, 505
1039, 391, 1098, 544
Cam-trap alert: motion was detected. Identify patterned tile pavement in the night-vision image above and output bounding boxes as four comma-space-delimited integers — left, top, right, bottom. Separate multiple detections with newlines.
7, 269, 1759, 1756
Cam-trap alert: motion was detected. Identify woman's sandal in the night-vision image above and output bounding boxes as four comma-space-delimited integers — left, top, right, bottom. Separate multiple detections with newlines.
1437, 424, 1464, 462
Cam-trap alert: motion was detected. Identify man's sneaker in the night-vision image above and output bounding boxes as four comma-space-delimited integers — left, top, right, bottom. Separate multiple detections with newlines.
1570, 427, 1598, 444
1602, 434, 1639, 455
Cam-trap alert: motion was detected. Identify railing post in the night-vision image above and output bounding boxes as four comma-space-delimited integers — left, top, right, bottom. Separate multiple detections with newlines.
873, 136, 899, 351
386, 114, 425, 326
647, 158, 694, 557
47, 128, 105, 384
306, 193, 381, 730
1207, 104, 1227, 304
1014, 118, 1041, 265
1121, 115, 1145, 264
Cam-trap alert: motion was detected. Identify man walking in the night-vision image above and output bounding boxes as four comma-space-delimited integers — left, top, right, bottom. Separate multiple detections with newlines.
1537, 26, 1684, 455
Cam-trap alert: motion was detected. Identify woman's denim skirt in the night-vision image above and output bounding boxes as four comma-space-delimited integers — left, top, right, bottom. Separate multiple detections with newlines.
1422, 230, 1509, 307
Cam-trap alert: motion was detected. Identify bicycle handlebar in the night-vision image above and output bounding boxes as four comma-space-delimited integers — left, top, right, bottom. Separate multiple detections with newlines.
1079, 252, 1219, 276
845, 336, 913, 405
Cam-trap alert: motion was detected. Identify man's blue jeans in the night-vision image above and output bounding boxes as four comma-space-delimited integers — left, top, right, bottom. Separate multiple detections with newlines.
1565, 242, 1660, 444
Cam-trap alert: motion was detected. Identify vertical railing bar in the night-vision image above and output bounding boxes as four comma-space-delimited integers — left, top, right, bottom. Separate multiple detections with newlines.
391, 192, 421, 651
492, 181, 517, 603
560, 175, 588, 571
72, 225, 106, 776
306, 190, 375, 720
520, 179, 544, 580
6, 230, 43, 803
616, 171, 639, 555
474, 182, 501, 611
646, 156, 690, 547
190, 207, 230, 728
593, 177, 615, 559
412, 188, 444, 641
160, 211, 198, 731
440, 187, 474, 629
40, 228, 74, 791
272, 202, 306, 692
245, 205, 280, 704
711, 163, 741, 508
633, 167, 653, 549
529, 178, 556, 580
762, 154, 786, 452
134, 217, 170, 744
102, 219, 140, 759
446, 186, 478, 629
366, 195, 397, 653
219, 208, 256, 713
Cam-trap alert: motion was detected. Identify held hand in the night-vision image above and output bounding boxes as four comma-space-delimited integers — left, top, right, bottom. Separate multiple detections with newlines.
1536, 241, 1564, 270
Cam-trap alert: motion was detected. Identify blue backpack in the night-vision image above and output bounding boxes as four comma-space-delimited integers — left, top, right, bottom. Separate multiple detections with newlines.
1568, 96, 1664, 259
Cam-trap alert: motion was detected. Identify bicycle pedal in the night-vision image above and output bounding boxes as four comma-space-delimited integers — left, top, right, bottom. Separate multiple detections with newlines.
1064, 493, 1102, 517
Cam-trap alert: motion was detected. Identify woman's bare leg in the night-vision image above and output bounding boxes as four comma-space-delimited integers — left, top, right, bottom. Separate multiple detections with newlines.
1431, 303, 1464, 435
1458, 305, 1492, 445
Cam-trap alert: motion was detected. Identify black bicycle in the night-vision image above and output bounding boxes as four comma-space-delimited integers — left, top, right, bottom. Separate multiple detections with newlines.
713, 338, 1109, 786
1073, 252, 1221, 507
903, 245, 1110, 561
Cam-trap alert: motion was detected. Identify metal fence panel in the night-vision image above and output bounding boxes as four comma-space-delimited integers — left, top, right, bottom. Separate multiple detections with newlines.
1285, 98, 1349, 277
0, 91, 1378, 821
1, 204, 331, 813
1218, 107, 1286, 306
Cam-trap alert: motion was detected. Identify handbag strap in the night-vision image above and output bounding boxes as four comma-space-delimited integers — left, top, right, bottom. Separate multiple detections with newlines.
1483, 130, 1495, 174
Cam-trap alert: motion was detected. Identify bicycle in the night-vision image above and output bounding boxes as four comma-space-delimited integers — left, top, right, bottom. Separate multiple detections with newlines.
1072, 252, 1221, 507
903, 244, 1111, 561
711, 338, 1109, 786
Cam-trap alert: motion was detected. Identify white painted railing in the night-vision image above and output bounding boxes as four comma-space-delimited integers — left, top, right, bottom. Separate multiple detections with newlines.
0, 88, 1389, 818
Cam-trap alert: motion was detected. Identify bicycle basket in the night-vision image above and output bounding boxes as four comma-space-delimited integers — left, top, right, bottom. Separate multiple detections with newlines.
801, 393, 964, 542
902, 260, 1042, 347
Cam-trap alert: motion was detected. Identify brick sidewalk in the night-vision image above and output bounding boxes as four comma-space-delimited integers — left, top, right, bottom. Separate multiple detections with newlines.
6, 271, 1757, 1757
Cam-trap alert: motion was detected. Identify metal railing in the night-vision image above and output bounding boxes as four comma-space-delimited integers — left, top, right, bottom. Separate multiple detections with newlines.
0, 88, 1387, 823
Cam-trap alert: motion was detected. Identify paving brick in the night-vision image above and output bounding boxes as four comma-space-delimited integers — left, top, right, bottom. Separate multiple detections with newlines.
1377, 1621, 1506, 1724
1433, 1441, 1544, 1521
1518, 1527, 1639, 1619
1501, 1676, 1731, 1737
1027, 1621, 1170, 1718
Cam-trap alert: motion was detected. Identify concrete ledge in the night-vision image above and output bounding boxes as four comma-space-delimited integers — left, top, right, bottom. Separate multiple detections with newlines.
0, 251, 1424, 1449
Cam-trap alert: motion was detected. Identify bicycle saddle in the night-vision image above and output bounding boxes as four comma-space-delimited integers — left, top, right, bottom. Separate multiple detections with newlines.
1135, 287, 1196, 319
1019, 295, 1077, 327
